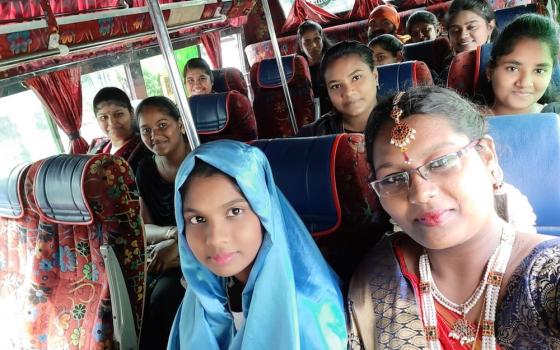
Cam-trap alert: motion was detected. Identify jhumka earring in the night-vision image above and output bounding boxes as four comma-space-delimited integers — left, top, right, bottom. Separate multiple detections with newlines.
389, 91, 416, 164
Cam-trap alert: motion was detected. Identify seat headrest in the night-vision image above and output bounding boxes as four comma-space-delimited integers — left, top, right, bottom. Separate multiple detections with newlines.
403, 37, 452, 72
257, 55, 295, 88
189, 92, 229, 134
377, 61, 417, 100
211, 67, 248, 96
495, 4, 537, 29
251, 135, 342, 236
0, 163, 30, 219
211, 69, 227, 92
488, 113, 560, 235
34, 155, 94, 224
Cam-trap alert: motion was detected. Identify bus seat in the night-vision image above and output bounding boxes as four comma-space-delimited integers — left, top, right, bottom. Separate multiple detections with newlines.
211, 67, 249, 97
252, 134, 390, 286
404, 37, 452, 75
0, 162, 33, 350
488, 113, 560, 236
447, 43, 559, 102
250, 55, 315, 138
377, 60, 433, 101
22, 154, 145, 350
189, 91, 258, 143
495, 3, 538, 29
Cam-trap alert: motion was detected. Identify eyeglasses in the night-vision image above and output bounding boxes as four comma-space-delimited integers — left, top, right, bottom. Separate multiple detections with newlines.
370, 139, 480, 197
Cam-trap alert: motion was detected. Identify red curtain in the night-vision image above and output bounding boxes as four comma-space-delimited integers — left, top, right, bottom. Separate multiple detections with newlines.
346, 0, 382, 20
0, 0, 122, 22
25, 67, 89, 154
281, 0, 340, 33
201, 31, 223, 68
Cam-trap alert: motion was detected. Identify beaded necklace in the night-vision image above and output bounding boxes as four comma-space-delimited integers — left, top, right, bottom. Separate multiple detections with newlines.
418, 224, 516, 349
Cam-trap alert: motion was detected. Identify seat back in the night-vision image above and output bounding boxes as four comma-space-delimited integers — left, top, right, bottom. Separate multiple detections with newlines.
377, 60, 433, 101
189, 91, 258, 143
448, 43, 559, 102
211, 67, 249, 97
495, 3, 538, 29
252, 134, 390, 285
403, 37, 452, 74
0, 162, 33, 350
250, 55, 315, 138
21, 154, 146, 349
488, 113, 560, 235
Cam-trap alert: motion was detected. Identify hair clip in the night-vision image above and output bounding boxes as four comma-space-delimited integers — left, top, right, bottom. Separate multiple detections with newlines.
389, 91, 415, 164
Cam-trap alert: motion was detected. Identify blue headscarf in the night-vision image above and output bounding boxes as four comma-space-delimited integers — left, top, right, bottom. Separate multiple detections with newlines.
168, 140, 347, 349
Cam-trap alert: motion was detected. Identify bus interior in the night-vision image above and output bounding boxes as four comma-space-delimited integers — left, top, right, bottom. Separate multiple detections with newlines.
0, 0, 558, 349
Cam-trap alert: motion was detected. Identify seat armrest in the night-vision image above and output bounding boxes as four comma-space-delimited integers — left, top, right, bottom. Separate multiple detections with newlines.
101, 245, 138, 350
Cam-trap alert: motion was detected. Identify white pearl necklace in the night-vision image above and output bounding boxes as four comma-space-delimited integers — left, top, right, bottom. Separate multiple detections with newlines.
418, 224, 516, 349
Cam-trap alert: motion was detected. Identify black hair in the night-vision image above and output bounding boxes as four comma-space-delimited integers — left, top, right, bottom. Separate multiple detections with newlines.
296, 20, 333, 59
181, 159, 241, 198
184, 57, 214, 83
93, 87, 133, 115
487, 14, 559, 103
367, 34, 404, 57
365, 86, 486, 171
406, 10, 440, 31
445, 0, 497, 42
320, 41, 376, 79
136, 96, 181, 122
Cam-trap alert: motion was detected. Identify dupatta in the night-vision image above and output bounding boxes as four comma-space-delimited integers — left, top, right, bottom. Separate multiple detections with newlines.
167, 140, 347, 350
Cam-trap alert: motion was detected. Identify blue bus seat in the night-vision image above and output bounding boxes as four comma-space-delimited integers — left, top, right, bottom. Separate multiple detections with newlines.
495, 3, 538, 29
20, 154, 146, 349
252, 134, 390, 285
189, 91, 258, 143
250, 55, 315, 138
488, 113, 560, 235
377, 60, 433, 101
403, 37, 453, 75
0, 162, 32, 349
211, 67, 249, 97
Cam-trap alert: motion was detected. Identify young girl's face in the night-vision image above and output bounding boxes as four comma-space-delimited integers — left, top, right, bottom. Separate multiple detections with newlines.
300, 29, 323, 64
185, 68, 213, 96
370, 44, 401, 66
182, 174, 263, 284
324, 54, 378, 121
408, 22, 438, 43
488, 38, 554, 114
138, 106, 184, 156
448, 10, 494, 53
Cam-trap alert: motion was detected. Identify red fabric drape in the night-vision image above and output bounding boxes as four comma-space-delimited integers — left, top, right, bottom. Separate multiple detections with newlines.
201, 31, 223, 68
25, 67, 89, 154
345, 0, 382, 20
281, 0, 340, 33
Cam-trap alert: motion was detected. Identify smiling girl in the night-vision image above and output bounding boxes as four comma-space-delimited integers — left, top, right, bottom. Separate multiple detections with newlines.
168, 140, 347, 349
297, 41, 378, 136
135, 96, 190, 350
486, 14, 560, 115
348, 86, 558, 349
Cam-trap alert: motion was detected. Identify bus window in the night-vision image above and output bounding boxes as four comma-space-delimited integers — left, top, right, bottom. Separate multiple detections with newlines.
140, 45, 199, 100
0, 90, 62, 172
277, 0, 355, 16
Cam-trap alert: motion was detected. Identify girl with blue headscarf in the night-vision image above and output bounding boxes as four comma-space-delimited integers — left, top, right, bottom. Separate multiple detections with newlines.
168, 140, 347, 349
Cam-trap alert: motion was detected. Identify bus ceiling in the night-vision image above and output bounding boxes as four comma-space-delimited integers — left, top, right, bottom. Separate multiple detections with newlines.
0, 0, 247, 78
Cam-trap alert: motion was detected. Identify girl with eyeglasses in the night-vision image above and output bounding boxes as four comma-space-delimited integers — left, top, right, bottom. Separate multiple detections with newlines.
347, 86, 556, 350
